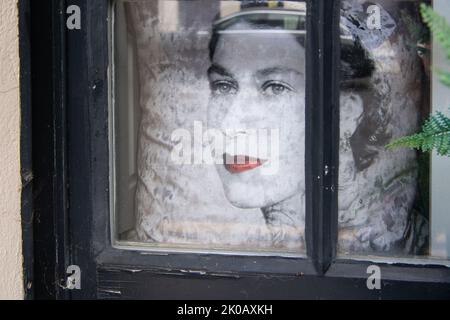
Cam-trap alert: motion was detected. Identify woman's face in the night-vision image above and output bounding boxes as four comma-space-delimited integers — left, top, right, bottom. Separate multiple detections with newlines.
207, 25, 306, 209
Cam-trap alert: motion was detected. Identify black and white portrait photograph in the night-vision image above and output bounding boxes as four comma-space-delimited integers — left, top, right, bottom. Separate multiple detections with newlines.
113, 0, 433, 257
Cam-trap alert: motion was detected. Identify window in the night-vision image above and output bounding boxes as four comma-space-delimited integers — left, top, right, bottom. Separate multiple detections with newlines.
113, 0, 450, 263
113, 0, 308, 254
26, 0, 450, 299
338, 0, 450, 263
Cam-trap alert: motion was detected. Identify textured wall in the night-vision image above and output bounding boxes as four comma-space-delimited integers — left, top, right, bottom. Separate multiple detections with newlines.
0, 0, 23, 300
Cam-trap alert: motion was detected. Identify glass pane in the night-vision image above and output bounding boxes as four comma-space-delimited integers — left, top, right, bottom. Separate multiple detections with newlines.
338, 0, 450, 262
112, 0, 307, 254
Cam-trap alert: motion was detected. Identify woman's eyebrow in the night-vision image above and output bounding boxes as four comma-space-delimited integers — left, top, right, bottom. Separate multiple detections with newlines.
207, 63, 234, 78
257, 67, 304, 77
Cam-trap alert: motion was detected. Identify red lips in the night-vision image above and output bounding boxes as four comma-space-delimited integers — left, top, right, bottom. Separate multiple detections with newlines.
223, 154, 266, 173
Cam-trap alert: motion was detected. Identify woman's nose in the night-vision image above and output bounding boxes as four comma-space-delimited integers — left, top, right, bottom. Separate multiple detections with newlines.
219, 91, 264, 130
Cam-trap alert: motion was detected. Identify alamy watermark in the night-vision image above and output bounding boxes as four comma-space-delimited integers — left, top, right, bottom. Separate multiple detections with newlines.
65, 265, 81, 290
170, 121, 280, 175
366, 265, 381, 290
66, 5, 81, 30
366, 5, 382, 30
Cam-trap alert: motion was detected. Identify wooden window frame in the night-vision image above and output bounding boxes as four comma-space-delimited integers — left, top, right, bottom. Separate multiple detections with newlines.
20, 0, 450, 300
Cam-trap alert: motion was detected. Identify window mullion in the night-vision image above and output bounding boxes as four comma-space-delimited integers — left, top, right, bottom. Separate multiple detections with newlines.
305, 0, 339, 275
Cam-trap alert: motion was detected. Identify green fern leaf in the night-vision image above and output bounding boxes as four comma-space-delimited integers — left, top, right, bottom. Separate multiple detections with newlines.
420, 4, 450, 60
386, 110, 450, 157
386, 133, 424, 150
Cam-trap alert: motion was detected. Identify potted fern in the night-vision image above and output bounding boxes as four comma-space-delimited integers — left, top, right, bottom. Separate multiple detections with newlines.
386, 4, 450, 156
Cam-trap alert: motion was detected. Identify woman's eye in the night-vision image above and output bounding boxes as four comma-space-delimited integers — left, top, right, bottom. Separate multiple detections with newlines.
262, 81, 293, 96
211, 81, 237, 95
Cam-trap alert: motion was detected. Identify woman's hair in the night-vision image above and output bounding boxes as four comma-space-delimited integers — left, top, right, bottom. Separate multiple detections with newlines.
341, 2, 425, 171
341, 35, 385, 172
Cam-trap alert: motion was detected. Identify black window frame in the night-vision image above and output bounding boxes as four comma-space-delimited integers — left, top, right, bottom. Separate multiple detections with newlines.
21, 0, 450, 300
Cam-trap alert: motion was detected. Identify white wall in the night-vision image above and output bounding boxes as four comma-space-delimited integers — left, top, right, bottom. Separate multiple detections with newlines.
0, 0, 24, 300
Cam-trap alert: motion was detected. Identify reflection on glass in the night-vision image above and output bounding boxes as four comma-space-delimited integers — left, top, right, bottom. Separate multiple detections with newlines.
113, 1, 306, 253
337, 0, 450, 260
430, 0, 450, 261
